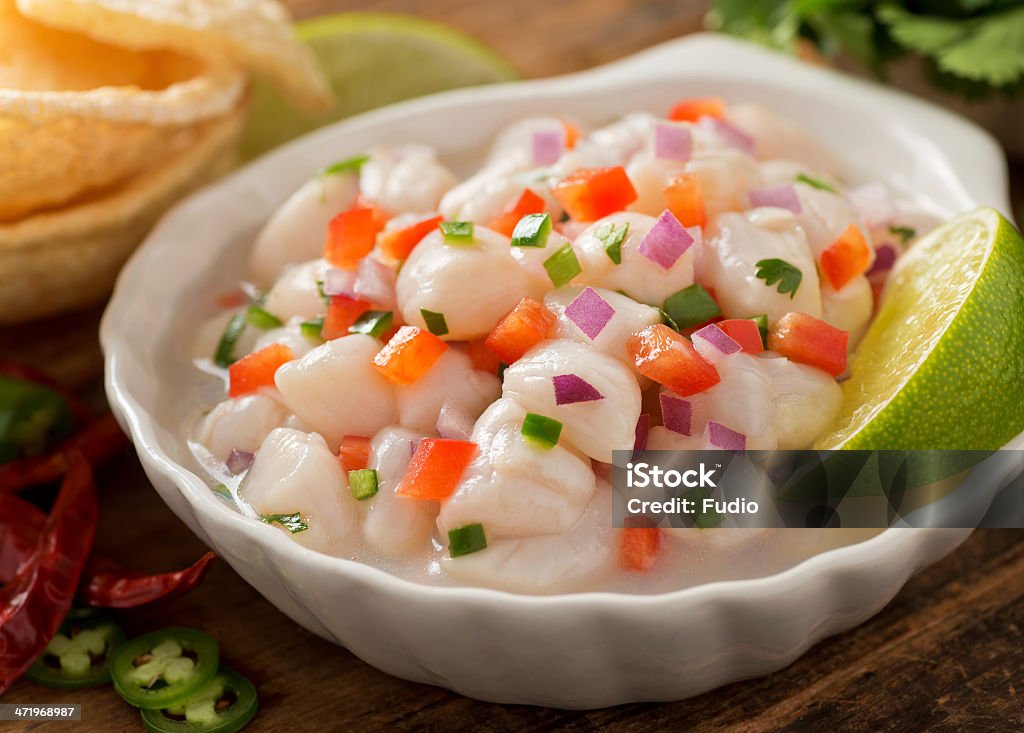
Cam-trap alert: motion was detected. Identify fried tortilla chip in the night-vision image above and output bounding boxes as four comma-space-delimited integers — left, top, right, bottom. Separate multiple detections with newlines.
0, 102, 245, 324
17, 0, 332, 112
0, 0, 245, 219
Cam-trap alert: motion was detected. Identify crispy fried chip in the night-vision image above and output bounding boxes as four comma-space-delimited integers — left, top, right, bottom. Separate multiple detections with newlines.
0, 0, 244, 218
0, 103, 245, 324
16, 0, 333, 112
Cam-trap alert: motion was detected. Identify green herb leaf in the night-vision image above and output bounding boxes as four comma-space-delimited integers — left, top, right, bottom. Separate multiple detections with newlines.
349, 310, 393, 339
349, 469, 379, 501
440, 221, 474, 244
211, 483, 233, 502
795, 172, 838, 193
420, 308, 449, 337
595, 221, 629, 264
315, 279, 330, 305
260, 512, 308, 534
246, 305, 283, 330
448, 523, 488, 557
511, 213, 552, 248
300, 317, 325, 343
543, 243, 582, 288
662, 284, 721, 330
755, 258, 803, 299
321, 154, 369, 177
521, 413, 563, 449
214, 313, 247, 368
889, 224, 916, 244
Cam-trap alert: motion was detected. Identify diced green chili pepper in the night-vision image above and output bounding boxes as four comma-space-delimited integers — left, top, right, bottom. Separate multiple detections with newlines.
300, 318, 325, 343
349, 469, 379, 501
214, 314, 247, 368
751, 314, 769, 349
448, 523, 487, 558
440, 221, 474, 244
139, 667, 258, 733
511, 213, 552, 248
543, 243, 582, 288
259, 513, 308, 534
349, 310, 393, 339
110, 628, 220, 709
245, 306, 283, 330
521, 413, 562, 449
419, 309, 449, 337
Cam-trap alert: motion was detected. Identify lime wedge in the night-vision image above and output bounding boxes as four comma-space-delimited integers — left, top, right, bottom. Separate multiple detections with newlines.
241, 13, 519, 159
816, 208, 1024, 450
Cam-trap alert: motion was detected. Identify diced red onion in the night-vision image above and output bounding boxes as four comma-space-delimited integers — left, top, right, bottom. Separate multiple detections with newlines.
846, 182, 897, 229
692, 323, 741, 356
654, 123, 692, 161
659, 394, 692, 436
699, 117, 755, 155
633, 413, 650, 458
353, 256, 397, 309
553, 374, 604, 405
638, 210, 694, 270
565, 287, 615, 340
867, 244, 897, 277
436, 400, 475, 440
226, 449, 254, 475
706, 421, 746, 451
532, 129, 564, 166
323, 267, 356, 296
749, 184, 802, 214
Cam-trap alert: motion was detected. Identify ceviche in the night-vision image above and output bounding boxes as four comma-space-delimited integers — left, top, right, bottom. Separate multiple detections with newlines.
190, 99, 935, 593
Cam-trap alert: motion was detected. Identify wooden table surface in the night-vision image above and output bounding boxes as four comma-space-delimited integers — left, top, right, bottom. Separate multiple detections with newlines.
5, 1, 1024, 730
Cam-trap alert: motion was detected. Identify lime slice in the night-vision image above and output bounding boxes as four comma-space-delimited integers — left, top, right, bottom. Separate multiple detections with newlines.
816, 208, 1024, 450
240, 13, 519, 159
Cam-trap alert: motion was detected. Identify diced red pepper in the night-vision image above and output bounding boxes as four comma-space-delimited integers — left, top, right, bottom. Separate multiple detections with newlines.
396, 438, 477, 500
769, 312, 848, 377
552, 167, 638, 222
322, 294, 372, 340
228, 343, 294, 398
353, 194, 390, 230
627, 324, 720, 396
820, 224, 872, 290
379, 214, 443, 261
668, 97, 726, 123
718, 319, 764, 354
484, 297, 556, 364
561, 119, 580, 150
323, 207, 379, 269
487, 189, 547, 237
663, 173, 706, 228
620, 526, 661, 572
373, 326, 449, 385
466, 339, 502, 375
215, 289, 248, 309
338, 435, 371, 472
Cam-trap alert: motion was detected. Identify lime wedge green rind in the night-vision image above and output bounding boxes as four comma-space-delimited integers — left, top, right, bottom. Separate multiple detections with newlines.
241, 12, 520, 160
816, 208, 1024, 450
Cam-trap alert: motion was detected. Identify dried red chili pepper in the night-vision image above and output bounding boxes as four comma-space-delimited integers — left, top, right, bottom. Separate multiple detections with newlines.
0, 454, 98, 693
0, 494, 47, 582
0, 413, 126, 492
80, 551, 217, 608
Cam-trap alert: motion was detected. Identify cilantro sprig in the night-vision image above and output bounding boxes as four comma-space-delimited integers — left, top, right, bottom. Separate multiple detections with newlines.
711, 1, 1024, 96
755, 258, 803, 299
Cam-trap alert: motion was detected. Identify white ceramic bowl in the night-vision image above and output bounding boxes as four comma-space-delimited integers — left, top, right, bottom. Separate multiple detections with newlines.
102, 34, 1016, 707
